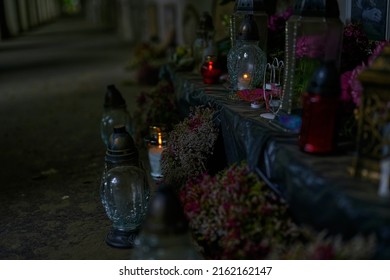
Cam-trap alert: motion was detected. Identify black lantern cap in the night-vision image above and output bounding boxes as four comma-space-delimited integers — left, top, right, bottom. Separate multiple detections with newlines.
104, 84, 126, 108
294, 0, 340, 18
307, 60, 340, 97
236, 14, 260, 41
105, 125, 139, 165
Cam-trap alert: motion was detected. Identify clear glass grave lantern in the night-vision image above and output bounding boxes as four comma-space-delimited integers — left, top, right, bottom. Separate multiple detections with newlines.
101, 85, 133, 147
352, 46, 390, 197
227, 14, 267, 92
133, 184, 201, 260
281, 0, 343, 115
230, 0, 268, 51
100, 125, 149, 248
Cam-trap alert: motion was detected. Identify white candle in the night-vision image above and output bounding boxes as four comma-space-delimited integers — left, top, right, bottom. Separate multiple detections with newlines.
148, 132, 164, 178
148, 145, 164, 178
237, 73, 251, 90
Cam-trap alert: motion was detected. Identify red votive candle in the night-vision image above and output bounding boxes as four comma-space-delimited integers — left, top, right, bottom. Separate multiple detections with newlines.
201, 55, 221, 84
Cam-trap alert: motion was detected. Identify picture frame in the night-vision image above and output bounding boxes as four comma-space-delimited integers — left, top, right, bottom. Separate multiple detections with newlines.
342, 0, 390, 41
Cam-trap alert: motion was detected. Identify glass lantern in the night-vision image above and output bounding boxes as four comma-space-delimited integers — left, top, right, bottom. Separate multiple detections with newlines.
100, 125, 149, 248
227, 14, 267, 92
299, 60, 340, 154
192, 12, 216, 74
100, 85, 133, 147
352, 45, 390, 197
281, 0, 343, 115
132, 184, 201, 260
230, 0, 268, 51
201, 55, 222, 84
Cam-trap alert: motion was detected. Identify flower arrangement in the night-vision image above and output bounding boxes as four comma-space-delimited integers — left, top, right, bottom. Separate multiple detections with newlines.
341, 22, 372, 73
270, 228, 377, 260
180, 162, 300, 259
161, 106, 219, 187
133, 79, 180, 144
180, 162, 377, 259
289, 34, 325, 106
341, 40, 390, 108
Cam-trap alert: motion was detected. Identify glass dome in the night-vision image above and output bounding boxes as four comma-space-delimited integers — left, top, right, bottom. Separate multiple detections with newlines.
101, 165, 149, 247
227, 14, 266, 92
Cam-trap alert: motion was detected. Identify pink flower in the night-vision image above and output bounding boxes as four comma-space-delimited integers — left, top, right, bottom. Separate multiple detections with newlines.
349, 64, 365, 106
341, 41, 389, 107
268, 7, 293, 32
340, 71, 353, 103
340, 64, 364, 107
296, 35, 325, 59
368, 41, 390, 66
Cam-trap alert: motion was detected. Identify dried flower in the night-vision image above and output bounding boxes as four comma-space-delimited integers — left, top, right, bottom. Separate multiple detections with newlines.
181, 162, 377, 259
295, 35, 325, 59
133, 79, 180, 143
161, 106, 219, 187
341, 22, 371, 72
180, 162, 299, 259
341, 41, 390, 107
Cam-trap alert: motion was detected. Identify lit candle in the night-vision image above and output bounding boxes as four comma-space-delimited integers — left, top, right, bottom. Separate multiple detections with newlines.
237, 72, 251, 90
201, 55, 221, 84
148, 132, 164, 178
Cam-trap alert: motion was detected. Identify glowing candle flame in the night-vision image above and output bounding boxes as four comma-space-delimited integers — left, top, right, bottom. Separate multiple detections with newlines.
158, 132, 162, 147
208, 61, 213, 71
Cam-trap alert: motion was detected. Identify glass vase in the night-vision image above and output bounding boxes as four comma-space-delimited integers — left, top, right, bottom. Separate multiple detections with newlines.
281, 0, 343, 115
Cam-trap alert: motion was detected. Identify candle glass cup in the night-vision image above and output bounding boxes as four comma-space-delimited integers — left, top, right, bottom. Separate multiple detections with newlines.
146, 126, 166, 180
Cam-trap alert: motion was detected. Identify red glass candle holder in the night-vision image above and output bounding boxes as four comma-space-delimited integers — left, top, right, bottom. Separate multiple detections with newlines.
299, 61, 340, 154
201, 55, 221, 84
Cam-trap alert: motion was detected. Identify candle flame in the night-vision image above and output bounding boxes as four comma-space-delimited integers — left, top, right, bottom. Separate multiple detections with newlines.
158, 132, 162, 147
208, 61, 213, 71
243, 73, 250, 80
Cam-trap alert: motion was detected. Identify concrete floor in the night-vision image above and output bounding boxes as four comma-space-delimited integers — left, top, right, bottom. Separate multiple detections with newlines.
0, 16, 150, 259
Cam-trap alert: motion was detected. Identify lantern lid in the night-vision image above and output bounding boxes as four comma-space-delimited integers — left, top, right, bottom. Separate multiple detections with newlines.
104, 84, 126, 108
105, 125, 139, 164
236, 14, 260, 41
307, 60, 340, 96
359, 45, 390, 86
294, 0, 340, 18
235, 0, 265, 12
141, 184, 188, 235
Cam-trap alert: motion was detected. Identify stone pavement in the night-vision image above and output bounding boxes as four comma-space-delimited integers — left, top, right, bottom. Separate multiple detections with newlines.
0, 16, 150, 259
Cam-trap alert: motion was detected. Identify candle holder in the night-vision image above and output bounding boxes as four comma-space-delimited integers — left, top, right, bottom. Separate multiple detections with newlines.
146, 126, 167, 180
299, 60, 340, 154
133, 184, 201, 259
227, 14, 266, 93
230, 0, 268, 51
260, 57, 284, 120
100, 125, 149, 248
201, 55, 222, 84
100, 85, 133, 147
192, 12, 215, 74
